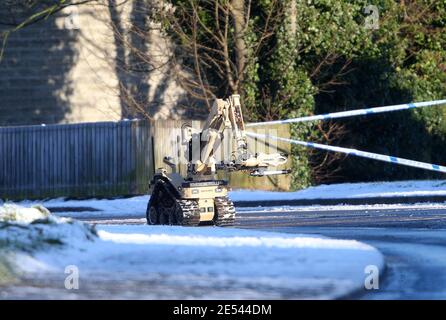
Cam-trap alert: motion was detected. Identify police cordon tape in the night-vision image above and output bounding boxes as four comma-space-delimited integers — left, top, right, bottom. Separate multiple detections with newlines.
246, 99, 446, 127
246, 132, 446, 174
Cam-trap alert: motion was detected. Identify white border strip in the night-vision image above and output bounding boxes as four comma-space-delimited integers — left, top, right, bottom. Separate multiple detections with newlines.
246, 99, 446, 127
247, 132, 446, 174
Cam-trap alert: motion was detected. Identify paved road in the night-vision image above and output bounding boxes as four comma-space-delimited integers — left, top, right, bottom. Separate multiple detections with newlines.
7, 203, 445, 299
235, 205, 446, 299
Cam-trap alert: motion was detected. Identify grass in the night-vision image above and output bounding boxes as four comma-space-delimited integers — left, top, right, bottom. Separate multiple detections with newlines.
0, 252, 19, 286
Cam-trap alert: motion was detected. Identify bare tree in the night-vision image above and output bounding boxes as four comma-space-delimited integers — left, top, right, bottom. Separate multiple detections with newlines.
0, 0, 96, 61
154, 0, 284, 109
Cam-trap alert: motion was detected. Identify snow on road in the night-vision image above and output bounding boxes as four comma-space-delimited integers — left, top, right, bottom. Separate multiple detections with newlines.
16, 196, 150, 218
9, 196, 446, 222
1, 205, 384, 299
230, 179, 446, 201
6, 180, 446, 219
3, 180, 446, 298
16, 225, 383, 299
239, 202, 446, 214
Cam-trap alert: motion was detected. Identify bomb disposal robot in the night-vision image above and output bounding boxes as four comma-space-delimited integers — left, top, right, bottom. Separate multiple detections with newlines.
146, 95, 290, 226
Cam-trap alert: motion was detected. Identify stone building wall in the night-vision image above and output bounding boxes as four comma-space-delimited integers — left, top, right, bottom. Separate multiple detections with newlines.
0, 1, 196, 127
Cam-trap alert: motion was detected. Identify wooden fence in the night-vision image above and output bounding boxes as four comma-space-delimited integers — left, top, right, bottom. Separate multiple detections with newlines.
0, 120, 290, 200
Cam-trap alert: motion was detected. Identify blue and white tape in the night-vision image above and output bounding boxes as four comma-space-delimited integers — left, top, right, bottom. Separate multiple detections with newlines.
246, 99, 446, 127
246, 132, 446, 174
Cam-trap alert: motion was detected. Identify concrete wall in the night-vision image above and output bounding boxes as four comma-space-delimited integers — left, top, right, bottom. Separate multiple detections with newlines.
0, 1, 195, 127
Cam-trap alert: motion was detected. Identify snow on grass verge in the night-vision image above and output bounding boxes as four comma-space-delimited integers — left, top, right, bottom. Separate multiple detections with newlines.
0, 204, 97, 286
10, 224, 384, 299
11, 196, 149, 219
0, 204, 384, 299
0, 204, 97, 251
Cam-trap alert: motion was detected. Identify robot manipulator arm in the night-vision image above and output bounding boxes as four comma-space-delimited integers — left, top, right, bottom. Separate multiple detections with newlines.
188, 95, 290, 176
